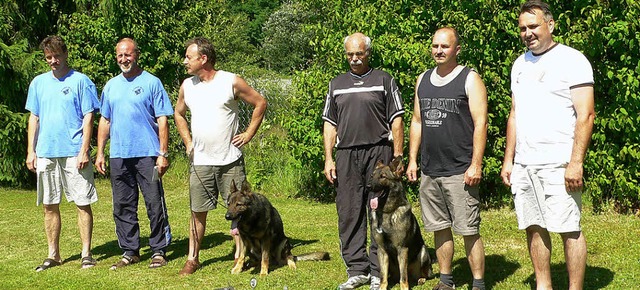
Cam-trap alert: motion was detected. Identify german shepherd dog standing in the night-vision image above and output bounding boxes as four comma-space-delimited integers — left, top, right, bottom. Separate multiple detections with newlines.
225, 180, 329, 276
369, 156, 434, 290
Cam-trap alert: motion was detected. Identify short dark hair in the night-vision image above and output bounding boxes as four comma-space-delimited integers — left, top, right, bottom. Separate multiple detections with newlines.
186, 37, 216, 66
39, 35, 67, 54
520, 0, 554, 21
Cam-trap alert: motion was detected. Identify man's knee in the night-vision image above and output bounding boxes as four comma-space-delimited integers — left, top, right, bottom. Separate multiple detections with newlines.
44, 204, 60, 214
76, 204, 92, 213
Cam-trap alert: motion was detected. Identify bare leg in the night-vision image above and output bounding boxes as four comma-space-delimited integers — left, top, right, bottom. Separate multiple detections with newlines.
77, 205, 93, 258
463, 234, 485, 280
187, 211, 208, 262
561, 231, 586, 290
434, 228, 454, 275
44, 204, 62, 262
526, 225, 552, 290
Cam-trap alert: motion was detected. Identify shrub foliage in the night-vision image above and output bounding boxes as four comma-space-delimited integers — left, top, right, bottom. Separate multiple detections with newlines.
1, 0, 638, 213
287, 0, 640, 211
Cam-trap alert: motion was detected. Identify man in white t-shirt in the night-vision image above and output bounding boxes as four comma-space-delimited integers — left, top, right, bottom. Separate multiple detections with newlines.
174, 37, 267, 275
500, 1, 595, 289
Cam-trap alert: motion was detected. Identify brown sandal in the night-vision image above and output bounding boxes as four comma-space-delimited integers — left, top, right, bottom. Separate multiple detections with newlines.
110, 254, 140, 270
149, 253, 168, 269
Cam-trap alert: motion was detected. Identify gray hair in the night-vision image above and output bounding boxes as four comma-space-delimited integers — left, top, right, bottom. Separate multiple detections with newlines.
343, 34, 372, 52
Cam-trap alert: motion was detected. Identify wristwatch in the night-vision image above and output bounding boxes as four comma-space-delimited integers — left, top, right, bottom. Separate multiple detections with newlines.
159, 151, 169, 158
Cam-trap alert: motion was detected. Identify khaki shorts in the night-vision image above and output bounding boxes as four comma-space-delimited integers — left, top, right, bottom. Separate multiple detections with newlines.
36, 157, 98, 206
511, 163, 582, 233
419, 173, 481, 236
189, 157, 246, 212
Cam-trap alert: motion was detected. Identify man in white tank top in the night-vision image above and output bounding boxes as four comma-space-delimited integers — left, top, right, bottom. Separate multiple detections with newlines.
174, 37, 267, 275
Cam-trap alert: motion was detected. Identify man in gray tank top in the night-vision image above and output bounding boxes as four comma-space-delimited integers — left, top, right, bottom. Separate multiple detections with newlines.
406, 27, 488, 290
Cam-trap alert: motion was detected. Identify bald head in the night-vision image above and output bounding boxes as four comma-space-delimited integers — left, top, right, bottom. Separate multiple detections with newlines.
116, 37, 141, 76
434, 27, 460, 47
431, 27, 461, 68
116, 38, 140, 56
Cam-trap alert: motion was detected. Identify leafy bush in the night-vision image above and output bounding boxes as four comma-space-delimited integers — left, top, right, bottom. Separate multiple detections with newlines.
0, 105, 30, 187
1, 0, 638, 213
287, 0, 640, 211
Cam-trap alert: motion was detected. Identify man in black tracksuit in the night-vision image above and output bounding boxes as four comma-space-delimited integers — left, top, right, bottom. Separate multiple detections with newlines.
322, 32, 404, 290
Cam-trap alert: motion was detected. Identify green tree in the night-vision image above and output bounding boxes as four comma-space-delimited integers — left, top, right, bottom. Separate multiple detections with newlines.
261, 2, 314, 72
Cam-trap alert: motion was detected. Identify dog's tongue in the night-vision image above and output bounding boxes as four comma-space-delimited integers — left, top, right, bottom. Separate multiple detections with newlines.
370, 197, 378, 210
230, 219, 240, 236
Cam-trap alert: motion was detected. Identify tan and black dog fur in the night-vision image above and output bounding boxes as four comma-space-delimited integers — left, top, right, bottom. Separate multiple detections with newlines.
225, 180, 329, 276
369, 156, 434, 290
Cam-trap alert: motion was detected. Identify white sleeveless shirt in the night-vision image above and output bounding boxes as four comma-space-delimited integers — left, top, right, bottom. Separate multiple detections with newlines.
183, 70, 242, 165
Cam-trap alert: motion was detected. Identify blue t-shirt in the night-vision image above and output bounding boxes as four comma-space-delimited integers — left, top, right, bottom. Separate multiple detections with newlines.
25, 70, 99, 158
100, 71, 173, 158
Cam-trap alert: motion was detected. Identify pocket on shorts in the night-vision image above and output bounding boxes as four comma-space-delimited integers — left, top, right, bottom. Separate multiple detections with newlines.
465, 194, 481, 228
538, 167, 565, 185
537, 167, 567, 197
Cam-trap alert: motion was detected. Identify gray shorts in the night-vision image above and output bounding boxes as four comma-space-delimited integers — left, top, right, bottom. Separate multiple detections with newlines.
419, 173, 481, 236
189, 156, 246, 212
511, 163, 582, 233
36, 157, 98, 206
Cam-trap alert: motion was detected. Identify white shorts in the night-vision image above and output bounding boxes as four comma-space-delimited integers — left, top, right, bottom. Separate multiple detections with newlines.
511, 163, 582, 233
36, 157, 98, 206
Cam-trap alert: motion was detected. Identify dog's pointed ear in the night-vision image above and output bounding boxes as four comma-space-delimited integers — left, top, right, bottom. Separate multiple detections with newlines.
230, 180, 238, 192
241, 180, 252, 194
375, 160, 385, 169
391, 156, 404, 177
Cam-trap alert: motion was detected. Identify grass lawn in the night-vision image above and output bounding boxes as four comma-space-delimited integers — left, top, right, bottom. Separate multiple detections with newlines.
1, 164, 638, 289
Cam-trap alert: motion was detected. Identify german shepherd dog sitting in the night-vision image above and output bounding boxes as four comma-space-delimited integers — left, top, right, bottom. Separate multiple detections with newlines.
225, 180, 329, 276
369, 156, 434, 290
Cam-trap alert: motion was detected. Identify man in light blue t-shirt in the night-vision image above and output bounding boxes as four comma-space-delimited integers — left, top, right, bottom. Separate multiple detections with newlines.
95, 38, 173, 270
25, 35, 100, 272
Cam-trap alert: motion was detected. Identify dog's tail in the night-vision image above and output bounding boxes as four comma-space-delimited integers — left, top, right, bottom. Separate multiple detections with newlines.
294, 252, 330, 261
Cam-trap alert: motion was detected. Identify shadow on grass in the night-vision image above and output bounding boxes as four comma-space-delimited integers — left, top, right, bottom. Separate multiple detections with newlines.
72, 232, 231, 265
62, 239, 132, 263
289, 237, 321, 249
168, 232, 231, 262
442, 254, 520, 289
523, 263, 613, 290
213, 236, 327, 275
87, 237, 153, 262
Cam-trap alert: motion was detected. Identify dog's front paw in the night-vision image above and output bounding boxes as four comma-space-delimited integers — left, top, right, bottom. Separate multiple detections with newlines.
287, 259, 297, 270
230, 262, 243, 274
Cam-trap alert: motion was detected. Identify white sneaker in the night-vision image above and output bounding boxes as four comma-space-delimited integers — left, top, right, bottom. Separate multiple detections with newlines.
370, 276, 381, 290
338, 274, 370, 289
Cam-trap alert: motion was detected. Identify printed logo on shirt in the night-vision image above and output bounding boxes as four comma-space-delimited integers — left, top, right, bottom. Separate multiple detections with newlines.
61, 87, 71, 95
420, 98, 461, 128
133, 86, 144, 95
